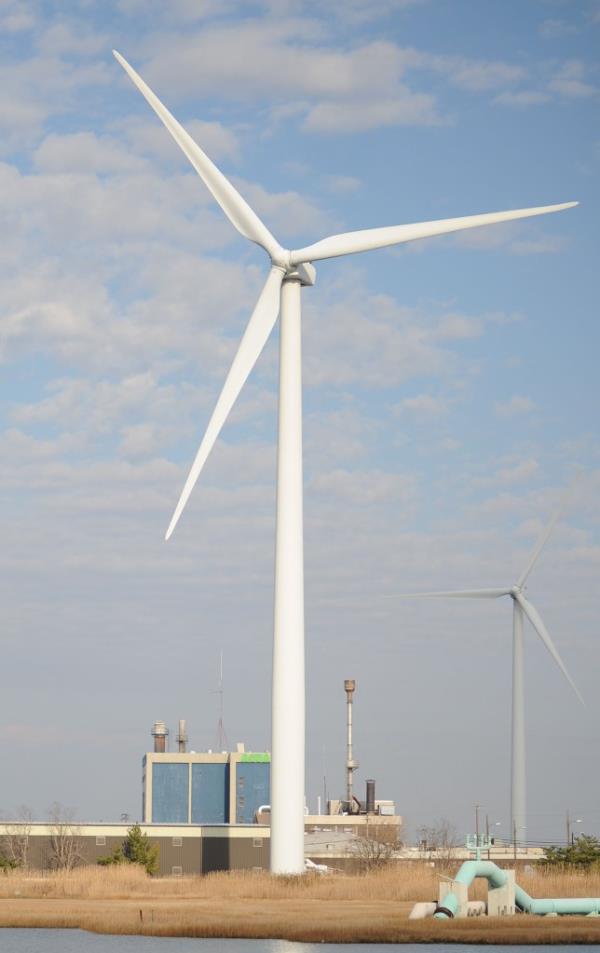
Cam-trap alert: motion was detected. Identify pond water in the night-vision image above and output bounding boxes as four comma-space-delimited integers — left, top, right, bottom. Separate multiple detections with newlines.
1, 931, 599, 953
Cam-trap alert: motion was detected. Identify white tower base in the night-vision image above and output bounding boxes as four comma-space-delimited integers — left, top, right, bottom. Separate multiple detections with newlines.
270, 276, 305, 874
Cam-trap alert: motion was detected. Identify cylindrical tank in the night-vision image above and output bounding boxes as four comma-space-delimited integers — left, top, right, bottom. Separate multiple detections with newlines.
366, 778, 376, 814
151, 720, 169, 753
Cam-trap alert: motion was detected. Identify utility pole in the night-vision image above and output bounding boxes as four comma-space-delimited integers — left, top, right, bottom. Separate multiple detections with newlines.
486, 814, 490, 860
566, 810, 571, 847
513, 819, 517, 862
475, 804, 480, 840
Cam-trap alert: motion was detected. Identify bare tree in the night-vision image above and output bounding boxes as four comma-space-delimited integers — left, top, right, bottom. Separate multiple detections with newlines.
352, 833, 397, 872
351, 821, 403, 873
417, 817, 460, 868
1, 805, 33, 868
47, 803, 83, 871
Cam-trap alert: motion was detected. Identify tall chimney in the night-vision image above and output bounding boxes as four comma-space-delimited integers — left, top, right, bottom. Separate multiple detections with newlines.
366, 779, 376, 815
344, 679, 359, 807
151, 720, 168, 753
176, 719, 187, 753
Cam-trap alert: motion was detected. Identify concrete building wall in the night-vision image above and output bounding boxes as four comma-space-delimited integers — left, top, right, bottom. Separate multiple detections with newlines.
0, 823, 269, 876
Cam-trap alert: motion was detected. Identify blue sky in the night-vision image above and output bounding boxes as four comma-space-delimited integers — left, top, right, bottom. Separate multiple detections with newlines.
1, 0, 598, 843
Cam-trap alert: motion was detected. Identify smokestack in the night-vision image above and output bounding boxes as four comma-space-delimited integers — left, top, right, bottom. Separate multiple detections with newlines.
151, 720, 168, 753
176, 719, 187, 753
366, 779, 375, 814
344, 679, 359, 808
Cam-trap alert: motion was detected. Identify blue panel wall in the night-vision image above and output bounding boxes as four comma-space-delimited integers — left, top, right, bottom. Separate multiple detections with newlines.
191, 763, 229, 823
235, 762, 270, 824
152, 763, 189, 823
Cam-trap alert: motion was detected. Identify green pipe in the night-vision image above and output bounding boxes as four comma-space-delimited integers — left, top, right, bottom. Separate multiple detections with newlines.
434, 860, 600, 919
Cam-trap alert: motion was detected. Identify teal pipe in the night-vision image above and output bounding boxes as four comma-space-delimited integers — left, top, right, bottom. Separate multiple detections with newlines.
514, 882, 600, 916
434, 860, 600, 919
435, 861, 507, 918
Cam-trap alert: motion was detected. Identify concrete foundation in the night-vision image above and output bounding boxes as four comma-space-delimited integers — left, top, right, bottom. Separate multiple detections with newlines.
439, 879, 468, 916
488, 868, 516, 916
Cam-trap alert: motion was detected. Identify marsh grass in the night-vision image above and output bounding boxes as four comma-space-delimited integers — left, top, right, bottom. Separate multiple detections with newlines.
2, 862, 600, 901
2, 864, 600, 943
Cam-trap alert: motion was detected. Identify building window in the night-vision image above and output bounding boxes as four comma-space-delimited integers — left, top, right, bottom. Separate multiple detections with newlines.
253, 838, 263, 848
171, 866, 183, 876
172, 837, 183, 847
95, 836, 106, 846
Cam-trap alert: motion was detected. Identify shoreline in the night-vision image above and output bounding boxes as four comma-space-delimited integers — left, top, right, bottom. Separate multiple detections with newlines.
3, 898, 600, 944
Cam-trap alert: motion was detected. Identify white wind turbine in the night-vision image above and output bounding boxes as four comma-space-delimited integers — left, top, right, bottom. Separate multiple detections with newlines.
402, 490, 584, 845
114, 50, 578, 873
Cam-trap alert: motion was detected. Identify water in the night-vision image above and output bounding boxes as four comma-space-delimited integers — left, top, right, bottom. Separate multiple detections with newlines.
1, 933, 599, 953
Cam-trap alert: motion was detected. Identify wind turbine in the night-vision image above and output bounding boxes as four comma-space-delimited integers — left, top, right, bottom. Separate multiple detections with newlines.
113, 50, 577, 873
401, 489, 584, 844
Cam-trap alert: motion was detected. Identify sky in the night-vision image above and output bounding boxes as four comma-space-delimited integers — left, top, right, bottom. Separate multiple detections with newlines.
0, 0, 598, 846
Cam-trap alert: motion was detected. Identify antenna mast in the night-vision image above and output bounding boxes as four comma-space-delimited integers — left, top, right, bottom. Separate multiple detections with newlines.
214, 651, 228, 751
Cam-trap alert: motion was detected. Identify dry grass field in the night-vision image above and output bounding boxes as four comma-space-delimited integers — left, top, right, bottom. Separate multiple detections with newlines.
1, 864, 600, 943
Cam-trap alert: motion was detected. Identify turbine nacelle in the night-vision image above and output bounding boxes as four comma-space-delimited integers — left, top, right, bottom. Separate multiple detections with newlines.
283, 261, 317, 287
399, 484, 583, 708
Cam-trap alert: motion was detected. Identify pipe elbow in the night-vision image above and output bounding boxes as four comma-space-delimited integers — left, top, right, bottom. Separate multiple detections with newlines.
433, 905, 454, 919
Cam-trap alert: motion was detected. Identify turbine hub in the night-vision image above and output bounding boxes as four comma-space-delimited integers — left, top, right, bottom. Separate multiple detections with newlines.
270, 248, 316, 286
271, 247, 291, 271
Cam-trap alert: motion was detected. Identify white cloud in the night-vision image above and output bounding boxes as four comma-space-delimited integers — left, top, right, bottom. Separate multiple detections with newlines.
234, 178, 336, 239
129, 116, 241, 163
302, 288, 464, 389
548, 60, 597, 98
264, 0, 426, 23
494, 396, 537, 419
409, 50, 525, 91
394, 394, 448, 417
492, 458, 540, 486
0, 4, 34, 33
33, 132, 148, 175
36, 21, 109, 57
310, 467, 416, 505
434, 313, 483, 340
131, 27, 511, 133
539, 18, 578, 39
510, 235, 568, 255
324, 174, 361, 194
303, 92, 440, 132
494, 90, 551, 107
0, 54, 111, 151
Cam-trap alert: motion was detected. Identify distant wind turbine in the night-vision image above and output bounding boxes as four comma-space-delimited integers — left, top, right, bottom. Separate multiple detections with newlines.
114, 49, 578, 873
401, 486, 584, 843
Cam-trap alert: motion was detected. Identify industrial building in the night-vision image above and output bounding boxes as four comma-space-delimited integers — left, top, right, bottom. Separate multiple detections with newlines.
142, 720, 270, 825
0, 680, 402, 875
141, 679, 402, 846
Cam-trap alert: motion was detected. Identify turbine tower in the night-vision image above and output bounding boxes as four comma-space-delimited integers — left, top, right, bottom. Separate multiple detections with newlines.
114, 50, 577, 873
402, 488, 584, 843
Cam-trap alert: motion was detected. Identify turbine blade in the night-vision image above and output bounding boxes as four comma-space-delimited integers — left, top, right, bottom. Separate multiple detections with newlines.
289, 202, 578, 265
515, 592, 585, 707
166, 266, 284, 540
517, 476, 581, 588
113, 51, 283, 260
396, 588, 511, 599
